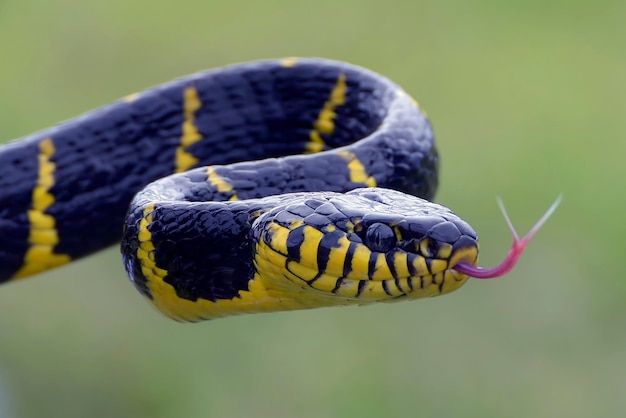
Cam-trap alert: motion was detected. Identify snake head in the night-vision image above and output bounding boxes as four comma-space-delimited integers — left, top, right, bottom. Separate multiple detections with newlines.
251, 187, 480, 308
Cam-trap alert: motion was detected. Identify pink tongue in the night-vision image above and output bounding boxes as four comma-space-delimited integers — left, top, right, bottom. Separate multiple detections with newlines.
453, 196, 562, 279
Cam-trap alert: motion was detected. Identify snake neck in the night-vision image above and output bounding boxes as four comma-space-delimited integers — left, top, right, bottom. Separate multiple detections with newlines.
121, 197, 282, 305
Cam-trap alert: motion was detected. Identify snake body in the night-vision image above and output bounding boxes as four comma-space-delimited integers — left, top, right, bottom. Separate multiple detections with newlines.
0, 58, 479, 321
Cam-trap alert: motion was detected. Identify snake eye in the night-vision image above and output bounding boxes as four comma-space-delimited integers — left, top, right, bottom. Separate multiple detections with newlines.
365, 223, 396, 253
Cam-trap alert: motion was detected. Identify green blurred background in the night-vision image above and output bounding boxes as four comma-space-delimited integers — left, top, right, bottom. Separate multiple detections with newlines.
0, 0, 624, 417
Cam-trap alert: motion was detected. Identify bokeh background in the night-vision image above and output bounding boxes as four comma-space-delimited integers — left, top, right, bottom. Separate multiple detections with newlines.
0, 0, 624, 417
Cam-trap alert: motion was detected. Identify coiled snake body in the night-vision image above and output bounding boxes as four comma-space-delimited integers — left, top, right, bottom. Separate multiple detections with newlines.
0, 58, 551, 322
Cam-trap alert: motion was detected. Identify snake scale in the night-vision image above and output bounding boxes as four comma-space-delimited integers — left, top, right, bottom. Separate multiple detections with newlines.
0, 58, 558, 321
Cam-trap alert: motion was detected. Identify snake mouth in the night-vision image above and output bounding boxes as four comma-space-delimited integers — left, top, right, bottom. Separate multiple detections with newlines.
260, 240, 480, 303
331, 245, 480, 301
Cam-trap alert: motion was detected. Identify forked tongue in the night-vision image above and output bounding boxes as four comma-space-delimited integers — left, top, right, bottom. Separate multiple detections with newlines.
453, 196, 562, 279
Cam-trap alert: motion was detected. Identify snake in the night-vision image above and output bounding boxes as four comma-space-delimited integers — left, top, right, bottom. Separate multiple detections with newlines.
0, 58, 557, 322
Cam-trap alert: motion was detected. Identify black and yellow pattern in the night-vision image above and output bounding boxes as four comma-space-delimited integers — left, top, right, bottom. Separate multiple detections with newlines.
0, 58, 479, 322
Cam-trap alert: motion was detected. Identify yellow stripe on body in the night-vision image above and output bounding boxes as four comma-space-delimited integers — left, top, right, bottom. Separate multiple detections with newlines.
395, 89, 423, 113
132, 204, 299, 322
306, 74, 348, 153
280, 57, 299, 68
14, 139, 71, 278
124, 92, 140, 103
143, 222, 321, 321
337, 150, 377, 187
175, 87, 203, 173
135, 204, 170, 308
206, 166, 238, 201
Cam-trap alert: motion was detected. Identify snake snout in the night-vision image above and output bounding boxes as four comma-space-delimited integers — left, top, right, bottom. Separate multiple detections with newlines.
373, 214, 479, 271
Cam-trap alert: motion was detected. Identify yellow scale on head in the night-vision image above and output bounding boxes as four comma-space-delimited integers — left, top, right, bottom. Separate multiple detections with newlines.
259, 217, 403, 301
285, 225, 324, 283
254, 221, 350, 307
14, 138, 71, 278
345, 240, 370, 281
